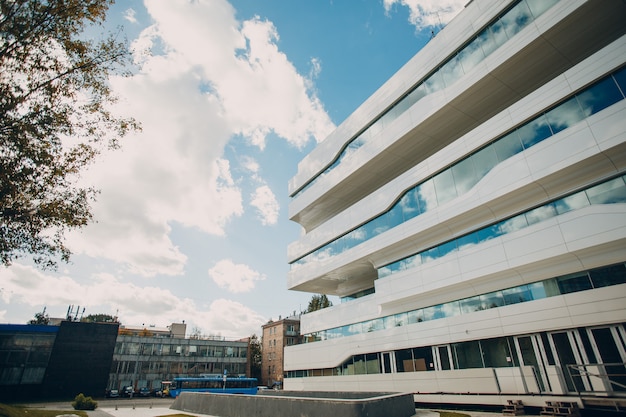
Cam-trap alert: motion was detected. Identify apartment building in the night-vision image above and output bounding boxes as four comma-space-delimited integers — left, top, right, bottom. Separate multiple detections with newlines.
261, 315, 301, 388
285, 0, 626, 410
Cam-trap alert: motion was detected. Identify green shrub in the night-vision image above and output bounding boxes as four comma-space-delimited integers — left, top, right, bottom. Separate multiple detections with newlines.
71, 393, 98, 410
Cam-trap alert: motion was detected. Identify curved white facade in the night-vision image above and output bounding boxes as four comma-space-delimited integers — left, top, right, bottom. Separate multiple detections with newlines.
286, 0, 626, 410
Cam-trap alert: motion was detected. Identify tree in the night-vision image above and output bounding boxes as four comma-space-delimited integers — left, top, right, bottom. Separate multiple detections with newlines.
305, 294, 332, 313
28, 306, 49, 324
249, 334, 262, 381
0, 0, 139, 269
81, 313, 117, 323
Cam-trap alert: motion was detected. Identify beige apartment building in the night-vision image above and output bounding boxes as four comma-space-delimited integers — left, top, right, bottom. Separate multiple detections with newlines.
261, 314, 301, 387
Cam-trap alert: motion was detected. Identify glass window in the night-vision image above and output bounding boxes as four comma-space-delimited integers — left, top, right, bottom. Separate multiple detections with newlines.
613, 66, 626, 96
394, 312, 408, 327
438, 240, 458, 258
453, 340, 483, 369
416, 178, 437, 212
475, 27, 498, 58
586, 177, 626, 204
395, 349, 414, 372
460, 296, 482, 314
423, 304, 446, 321
518, 114, 552, 149
554, 191, 590, 214
387, 201, 404, 229
421, 246, 440, 262
423, 70, 444, 95
489, 18, 509, 51
433, 169, 457, 205
457, 232, 479, 250
481, 291, 505, 309
497, 214, 528, 235
525, 204, 556, 225
494, 130, 523, 161
407, 309, 424, 324
481, 337, 515, 367
365, 353, 380, 374
526, 0, 559, 18
477, 223, 504, 243
452, 157, 478, 195
556, 272, 593, 294
472, 145, 499, 179
501, 0, 532, 39
502, 285, 533, 305
398, 189, 420, 222
412, 347, 435, 371
544, 96, 585, 135
440, 54, 463, 87
577, 75, 623, 116
590, 263, 626, 288
457, 38, 485, 74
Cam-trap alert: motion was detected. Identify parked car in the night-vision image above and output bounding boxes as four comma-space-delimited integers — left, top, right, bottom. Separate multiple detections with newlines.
138, 387, 151, 397
106, 389, 120, 398
122, 386, 134, 397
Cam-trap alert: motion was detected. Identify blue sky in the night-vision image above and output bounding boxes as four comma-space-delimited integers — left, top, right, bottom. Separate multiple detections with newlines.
0, 0, 464, 338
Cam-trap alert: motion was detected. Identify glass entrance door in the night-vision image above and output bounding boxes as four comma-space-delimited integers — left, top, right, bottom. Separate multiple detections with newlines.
588, 326, 626, 393
514, 335, 549, 392
549, 330, 590, 393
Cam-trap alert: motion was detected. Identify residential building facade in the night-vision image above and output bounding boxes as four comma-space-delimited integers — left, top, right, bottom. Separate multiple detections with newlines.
261, 315, 301, 387
285, 0, 626, 410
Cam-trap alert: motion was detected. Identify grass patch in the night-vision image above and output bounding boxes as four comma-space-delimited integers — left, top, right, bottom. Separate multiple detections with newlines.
0, 403, 88, 417
438, 412, 470, 417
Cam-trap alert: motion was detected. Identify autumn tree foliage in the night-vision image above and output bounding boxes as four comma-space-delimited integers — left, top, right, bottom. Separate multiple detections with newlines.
0, 0, 138, 269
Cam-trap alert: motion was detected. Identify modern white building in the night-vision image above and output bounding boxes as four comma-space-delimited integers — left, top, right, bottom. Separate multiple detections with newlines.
284, 0, 626, 411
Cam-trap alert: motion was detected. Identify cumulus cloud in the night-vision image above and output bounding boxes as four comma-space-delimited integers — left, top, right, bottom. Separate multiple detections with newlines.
383, 0, 465, 30
123, 8, 138, 24
208, 259, 266, 293
0, 264, 264, 336
250, 185, 280, 225
65, 0, 334, 276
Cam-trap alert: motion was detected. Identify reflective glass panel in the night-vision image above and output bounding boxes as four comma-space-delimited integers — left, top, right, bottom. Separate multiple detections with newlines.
525, 204, 556, 226
457, 232, 479, 250
399, 189, 420, 221
453, 340, 483, 368
502, 285, 533, 305
494, 130, 523, 161
590, 264, 626, 288
556, 272, 593, 294
416, 179, 438, 212
482, 291, 505, 309
613, 66, 626, 96
440, 55, 463, 87
554, 191, 590, 214
502, 0, 532, 39
518, 114, 552, 149
586, 177, 626, 204
452, 157, 478, 194
387, 202, 404, 229
544, 96, 585, 135
526, 0, 559, 18
577, 76, 623, 116
407, 309, 424, 324
460, 296, 481, 314
481, 337, 514, 367
457, 38, 485, 74
438, 240, 458, 258
472, 145, 499, 179
433, 169, 457, 205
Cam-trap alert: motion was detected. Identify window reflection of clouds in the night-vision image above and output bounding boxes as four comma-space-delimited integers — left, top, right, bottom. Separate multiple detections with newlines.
379, 176, 626, 278
586, 177, 626, 204
292, 53, 624, 271
524, 204, 556, 226
554, 192, 589, 215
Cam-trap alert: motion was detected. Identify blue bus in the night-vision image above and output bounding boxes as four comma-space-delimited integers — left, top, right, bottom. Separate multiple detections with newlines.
169, 376, 258, 396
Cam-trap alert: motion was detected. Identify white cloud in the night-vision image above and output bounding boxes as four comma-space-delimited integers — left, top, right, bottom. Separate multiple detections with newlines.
383, 0, 465, 30
66, 0, 334, 276
250, 185, 279, 225
123, 8, 138, 24
208, 259, 266, 293
0, 264, 264, 337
